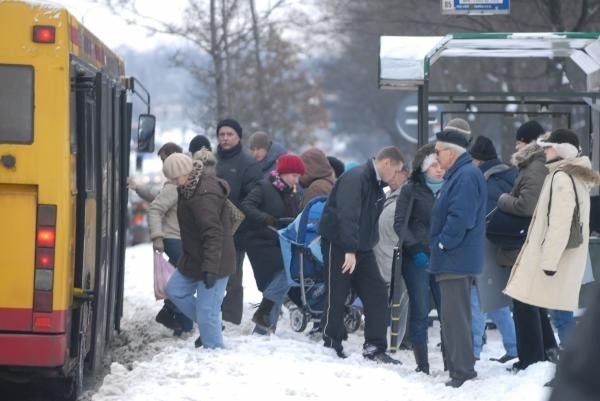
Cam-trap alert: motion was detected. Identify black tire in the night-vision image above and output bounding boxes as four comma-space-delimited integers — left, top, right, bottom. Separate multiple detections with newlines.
289, 307, 309, 332
344, 306, 362, 333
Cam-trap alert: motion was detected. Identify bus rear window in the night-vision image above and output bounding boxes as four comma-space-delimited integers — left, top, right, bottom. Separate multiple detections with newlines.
0, 65, 34, 144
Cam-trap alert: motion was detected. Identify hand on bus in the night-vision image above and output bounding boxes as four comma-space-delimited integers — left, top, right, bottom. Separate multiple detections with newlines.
153, 237, 164, 253
341, 253, 356, 274
127, 177, 137, 190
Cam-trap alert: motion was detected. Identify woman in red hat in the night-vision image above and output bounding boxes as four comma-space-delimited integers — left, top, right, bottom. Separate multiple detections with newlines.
241, 154, 305, 334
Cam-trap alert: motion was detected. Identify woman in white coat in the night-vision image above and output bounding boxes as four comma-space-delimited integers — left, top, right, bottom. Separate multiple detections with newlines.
504, 129, 600, 371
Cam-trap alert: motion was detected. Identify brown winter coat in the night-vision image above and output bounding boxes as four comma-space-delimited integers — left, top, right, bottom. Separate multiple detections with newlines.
504, 157, 600, 311
177, 163, 236, 281
299, 147, 335, 210
496, 142, 548, 266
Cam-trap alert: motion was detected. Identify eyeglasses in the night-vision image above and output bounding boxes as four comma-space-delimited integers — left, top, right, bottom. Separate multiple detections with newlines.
435, 148, 450, 156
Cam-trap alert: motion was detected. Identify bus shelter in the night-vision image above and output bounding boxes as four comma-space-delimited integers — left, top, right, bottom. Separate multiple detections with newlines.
378, 32, 600, 304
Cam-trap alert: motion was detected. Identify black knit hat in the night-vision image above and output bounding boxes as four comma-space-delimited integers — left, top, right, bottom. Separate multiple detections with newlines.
516, 120, 544, 144
327, 156, 345, 179
469, 136, 497, 161
436, 130, 470, 148
216, 118, 243, 139
189, 135, 212, 154
542, 129, 580, 148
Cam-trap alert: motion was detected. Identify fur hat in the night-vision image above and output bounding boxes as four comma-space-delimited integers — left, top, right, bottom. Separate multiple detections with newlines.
276, 154, 305, 175
248, 131, 271, 150
516, 120, 544, 144
537, 129, 581, 160
216, 118, 243, 139
163, 153, 193, 179
189, 135, 212, 154
470, 136, 498, 161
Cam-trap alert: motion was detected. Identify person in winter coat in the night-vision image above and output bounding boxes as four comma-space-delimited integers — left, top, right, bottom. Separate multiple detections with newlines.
495, 121, 558, 371
549, 287, 600, 401
394, 143, 444, 374
215, 118, 263, 325
327, 156, 345, 179
189, 134, 212, 154
299, 147, 335, 210
148, 143, 194, 335
504, 129, 600, 369
468, 136, 518, 363
241, 154, 305, 334
319, 146, 404, 364
248, 131, 288, 178
430, 130, 487, 388
163, 153, 235, 349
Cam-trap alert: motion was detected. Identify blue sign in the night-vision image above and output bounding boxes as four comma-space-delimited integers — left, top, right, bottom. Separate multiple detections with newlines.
453, 0, 509, 12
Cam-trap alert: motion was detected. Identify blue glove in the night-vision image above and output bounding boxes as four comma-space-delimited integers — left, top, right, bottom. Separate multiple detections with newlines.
412, 252, 429, 268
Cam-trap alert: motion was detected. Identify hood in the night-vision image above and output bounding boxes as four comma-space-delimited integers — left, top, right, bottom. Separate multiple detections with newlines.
260, 142, 287, 173
511, 141, 545, 168
299, 147, 334, 187
548, 156, 600, 189
193, 148, 217, 176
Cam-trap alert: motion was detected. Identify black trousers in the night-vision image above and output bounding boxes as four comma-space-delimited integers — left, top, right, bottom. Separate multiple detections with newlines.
221, 247, 244, 325
512, 299, 558, 368
321, 239, 388, 352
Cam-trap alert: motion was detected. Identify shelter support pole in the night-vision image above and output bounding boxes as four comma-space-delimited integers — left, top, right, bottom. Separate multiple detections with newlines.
418, 83, 429, 147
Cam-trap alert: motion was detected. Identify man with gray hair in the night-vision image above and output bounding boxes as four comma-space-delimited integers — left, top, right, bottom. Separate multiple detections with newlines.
429, 128, 486, 387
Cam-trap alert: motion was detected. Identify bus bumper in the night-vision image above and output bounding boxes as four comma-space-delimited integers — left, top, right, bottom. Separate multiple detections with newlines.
0, 333, 67, 367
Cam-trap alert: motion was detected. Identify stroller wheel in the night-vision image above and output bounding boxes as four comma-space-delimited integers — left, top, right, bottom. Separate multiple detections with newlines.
289, 307, 309, 332
344, 306, 362, 333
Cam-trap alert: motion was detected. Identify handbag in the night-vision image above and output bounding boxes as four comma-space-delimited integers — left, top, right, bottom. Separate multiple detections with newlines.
226, 199, 245, 235
486, 207, 531, 249
154, 251, 175, 300
547, 171, 583, 249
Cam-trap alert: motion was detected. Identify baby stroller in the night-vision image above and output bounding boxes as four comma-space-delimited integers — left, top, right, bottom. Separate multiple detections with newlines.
277, 196, 362, 334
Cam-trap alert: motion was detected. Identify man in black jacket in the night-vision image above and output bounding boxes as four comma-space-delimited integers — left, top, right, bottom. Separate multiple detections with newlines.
319, 146, 404, 362
215, 118, 262, 325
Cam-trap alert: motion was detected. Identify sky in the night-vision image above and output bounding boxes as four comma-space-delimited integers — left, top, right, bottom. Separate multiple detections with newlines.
48, 0, 188, 51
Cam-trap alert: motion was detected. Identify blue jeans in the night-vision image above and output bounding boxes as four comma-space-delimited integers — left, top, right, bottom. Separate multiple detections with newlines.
163, 238, 193, 332
166, 270, 229, 349
401, 257, 441, 347
470, 286, 517, 358
254, 270, 289, 334
549, 309, 575, 346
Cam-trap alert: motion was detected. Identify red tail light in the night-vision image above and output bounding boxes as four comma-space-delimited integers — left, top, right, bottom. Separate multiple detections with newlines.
33, 205, 56, 316
33, 25, 56, 44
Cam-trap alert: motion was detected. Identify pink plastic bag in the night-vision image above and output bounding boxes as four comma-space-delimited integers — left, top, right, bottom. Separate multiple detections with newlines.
154, 251, 175, 300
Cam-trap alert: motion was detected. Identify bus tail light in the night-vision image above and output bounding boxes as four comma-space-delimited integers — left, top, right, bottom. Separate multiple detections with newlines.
33, 205, 56, 314
33, 26, 56, 44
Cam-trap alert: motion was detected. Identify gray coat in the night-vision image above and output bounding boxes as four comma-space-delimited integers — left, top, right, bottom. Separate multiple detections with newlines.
374, 187, 401, 282
496, 142, 548, 267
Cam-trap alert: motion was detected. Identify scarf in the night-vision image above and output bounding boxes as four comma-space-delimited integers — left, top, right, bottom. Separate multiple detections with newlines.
269, 171, 297, 217
179, 162, 204, 200
425, 175, 444, 194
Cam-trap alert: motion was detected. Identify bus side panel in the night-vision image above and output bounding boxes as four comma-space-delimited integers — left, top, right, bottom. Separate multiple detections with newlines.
0, 184, 36, 331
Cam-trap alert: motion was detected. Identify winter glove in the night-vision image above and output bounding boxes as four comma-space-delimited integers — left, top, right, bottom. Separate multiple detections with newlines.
276, 217, 294, 229
203, 272, 217, 289
543, 270, 556, 277
153, 237, 165, 253
412, 252, 429, 268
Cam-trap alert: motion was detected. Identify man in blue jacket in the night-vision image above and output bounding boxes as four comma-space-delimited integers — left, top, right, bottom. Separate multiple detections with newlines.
430, 130, 486, 387
319, 146, 404, 363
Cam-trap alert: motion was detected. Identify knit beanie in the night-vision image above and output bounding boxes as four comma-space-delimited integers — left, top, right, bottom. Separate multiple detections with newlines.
216, 118, 243, 139
537, 129, 581, 160
439, 118, 472, 148
248, 131, 271, 150
469, 136, 498, 161
444, 118, 471, 136
276, 154, 306, 175
327, 156, 345, 179
189, 135, 212, 154
516, 120, 544, 144
163, 153, 193, 179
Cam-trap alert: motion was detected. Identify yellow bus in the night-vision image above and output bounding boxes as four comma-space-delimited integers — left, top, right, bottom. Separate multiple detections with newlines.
0, 1, 155, 399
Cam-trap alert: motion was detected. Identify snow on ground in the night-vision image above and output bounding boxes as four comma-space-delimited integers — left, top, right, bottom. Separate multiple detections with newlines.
91, 244, 555, 401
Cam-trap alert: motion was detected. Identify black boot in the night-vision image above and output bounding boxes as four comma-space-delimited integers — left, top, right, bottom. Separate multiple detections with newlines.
252, 298, 275, 329
413, 343, 430, 375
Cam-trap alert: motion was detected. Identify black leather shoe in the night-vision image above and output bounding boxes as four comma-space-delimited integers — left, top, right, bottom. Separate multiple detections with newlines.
445, 372, 477, 388
194, 336, 203, 348
490, 354, 517, 363
364, 352, 402, 365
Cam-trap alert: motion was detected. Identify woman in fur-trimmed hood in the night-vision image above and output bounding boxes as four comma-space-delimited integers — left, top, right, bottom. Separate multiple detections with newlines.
504, 129, 600, 312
